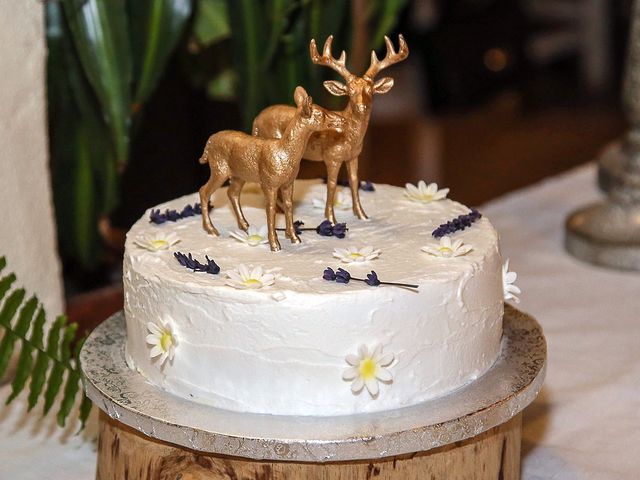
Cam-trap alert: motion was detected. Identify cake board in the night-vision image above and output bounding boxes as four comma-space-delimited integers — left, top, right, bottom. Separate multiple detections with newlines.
80, 304, 546, 480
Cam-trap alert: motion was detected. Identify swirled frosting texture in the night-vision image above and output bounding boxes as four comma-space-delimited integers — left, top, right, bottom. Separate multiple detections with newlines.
124, 181, 504, 416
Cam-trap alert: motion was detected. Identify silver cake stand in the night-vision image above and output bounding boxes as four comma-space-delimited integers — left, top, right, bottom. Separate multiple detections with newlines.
81, 305, 546, 479
565, 0, 640, 271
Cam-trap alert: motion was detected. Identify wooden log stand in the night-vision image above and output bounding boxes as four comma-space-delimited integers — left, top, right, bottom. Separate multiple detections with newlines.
82, 306, 545, 480
97, 411, 522, 480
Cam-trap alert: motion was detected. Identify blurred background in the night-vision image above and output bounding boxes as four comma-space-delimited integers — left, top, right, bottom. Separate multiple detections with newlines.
43, 0, 631, 329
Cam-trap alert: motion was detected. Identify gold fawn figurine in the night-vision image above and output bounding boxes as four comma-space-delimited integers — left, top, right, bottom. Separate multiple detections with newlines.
198, 86, 345, 252
253, 35, 408, 224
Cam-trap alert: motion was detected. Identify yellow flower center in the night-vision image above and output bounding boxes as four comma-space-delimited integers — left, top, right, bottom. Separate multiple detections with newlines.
420, 194, 433, 202
359, 358, 377, 380
438, 246, 453, 255
243, 278, 261, 287
150, 239, 169, 249
349, 252, 364, 259
160, 331, 173, 352
247, 234, 263, 243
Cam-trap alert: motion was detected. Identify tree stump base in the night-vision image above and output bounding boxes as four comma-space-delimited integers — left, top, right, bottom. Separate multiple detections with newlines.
97, 411, 523, 480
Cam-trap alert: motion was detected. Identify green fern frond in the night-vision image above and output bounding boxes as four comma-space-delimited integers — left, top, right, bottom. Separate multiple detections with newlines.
0, 272, 15, 300
7, 307, 44, 404
0, 288, 27, 378
0, 256, 92, 429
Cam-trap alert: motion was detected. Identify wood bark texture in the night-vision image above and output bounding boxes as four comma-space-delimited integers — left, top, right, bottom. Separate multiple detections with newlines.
97, 411, 522, 480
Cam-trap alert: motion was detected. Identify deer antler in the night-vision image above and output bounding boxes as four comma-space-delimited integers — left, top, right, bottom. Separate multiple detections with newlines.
309, 35, 354, 81
364, 34, 409, 80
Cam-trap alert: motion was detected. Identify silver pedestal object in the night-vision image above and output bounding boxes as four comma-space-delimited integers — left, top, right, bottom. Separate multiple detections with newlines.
566, 1, 640, 270
80, 305, 546, 462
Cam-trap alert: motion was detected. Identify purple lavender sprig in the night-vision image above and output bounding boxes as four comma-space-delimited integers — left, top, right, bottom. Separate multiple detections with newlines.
316, 220, 348, 238
174, 252, 220, 274
323, 178, 376, 191
149, 202, 207, 224
323, 268, 418, 289
432, 209, 482, 238
276, 220, 348, 238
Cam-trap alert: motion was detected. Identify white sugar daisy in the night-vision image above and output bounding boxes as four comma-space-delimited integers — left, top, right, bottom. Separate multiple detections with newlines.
333, 246, 381, 263
405, 181, 449, 203
421, 237, 472, 258
312, 189, 352, 210
134, 231, 180, 252
229, 225, 269, 247
342, 344, 394, 397
226, 264, 275, 290
502, 259, 521, 303
146, 320, 177, 366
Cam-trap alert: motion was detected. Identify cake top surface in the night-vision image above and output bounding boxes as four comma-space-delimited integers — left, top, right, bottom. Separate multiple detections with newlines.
125, 180, 499, 298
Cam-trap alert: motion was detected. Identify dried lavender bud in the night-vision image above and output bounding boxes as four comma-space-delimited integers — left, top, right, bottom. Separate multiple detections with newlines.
332, 222, 348, 238
365, 271, 381, 286
335, 268, 351, 284
316, 220, 334, 236
323, 267, 337, 281
360, 181, 375, 192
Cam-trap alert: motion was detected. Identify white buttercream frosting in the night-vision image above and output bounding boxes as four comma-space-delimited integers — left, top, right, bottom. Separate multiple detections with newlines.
123, 180, 504, 416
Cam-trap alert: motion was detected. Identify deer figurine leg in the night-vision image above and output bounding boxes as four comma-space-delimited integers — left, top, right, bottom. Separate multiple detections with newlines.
199, 174, 226, 236
227, 176, 249, 231
324, 160, 341, 225
346, 157, 368, 220
263, 186, 282, 252
280, 182, 301, 244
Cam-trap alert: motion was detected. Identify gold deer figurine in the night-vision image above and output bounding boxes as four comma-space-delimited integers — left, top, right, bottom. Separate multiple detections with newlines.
198, 86, 345, 252
253, 35, 409, 224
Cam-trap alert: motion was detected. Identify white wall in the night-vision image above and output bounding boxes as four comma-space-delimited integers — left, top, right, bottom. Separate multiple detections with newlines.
0, 1, 64, 316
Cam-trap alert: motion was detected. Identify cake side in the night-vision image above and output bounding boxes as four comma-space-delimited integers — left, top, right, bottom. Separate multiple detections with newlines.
123, 180, 504, 416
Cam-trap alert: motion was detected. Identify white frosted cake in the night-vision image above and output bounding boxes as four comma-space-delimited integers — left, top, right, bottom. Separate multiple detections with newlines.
123, 180, 505, 416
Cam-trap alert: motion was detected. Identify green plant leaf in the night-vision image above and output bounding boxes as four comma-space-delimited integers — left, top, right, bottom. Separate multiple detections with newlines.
44, 321, 77, 416
130, 0, 193, 106
14, 297, 38, 338
60, 322, 78, 364
28, 351, 50, 411
42, 317, 68, 415
0, 289, 27, 379
73, 126, 99, 266
0, 257, 5, 272
0, 274, 16, 302
262, 0, 290, 70
226, 0, 267, 130
47, 1, 115, 269
7, 306, 46, 404
78, 394, 93, 429
8, 345, 33, 404
63, 0, 132, 166
43, 365, 64, 415
369, 0, 409, 50
0, 263, 92, 428
206, 68, 236, 100
194, 0, 230, 46
25, 309, 47, 410
57, 371, 81, 427
5, 299, 38, 402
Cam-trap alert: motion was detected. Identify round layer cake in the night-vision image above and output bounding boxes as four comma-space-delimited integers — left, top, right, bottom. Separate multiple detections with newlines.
123, 180, 504, 416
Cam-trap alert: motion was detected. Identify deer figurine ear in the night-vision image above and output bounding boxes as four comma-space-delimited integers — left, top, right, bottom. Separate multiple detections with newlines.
294, 86, 308, 107
301, 95, 313, 118
373, 77, 394, 94
323, 80, 349, 96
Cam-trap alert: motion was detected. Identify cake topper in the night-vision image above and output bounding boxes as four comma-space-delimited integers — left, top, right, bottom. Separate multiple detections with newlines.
253, 34, 409, 224
199, 86, 345, 251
